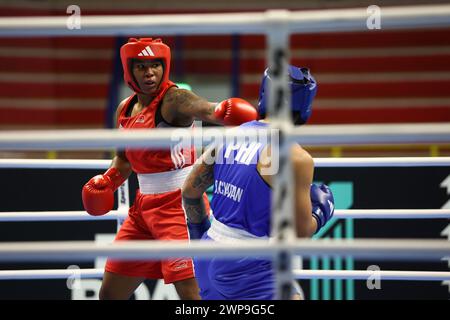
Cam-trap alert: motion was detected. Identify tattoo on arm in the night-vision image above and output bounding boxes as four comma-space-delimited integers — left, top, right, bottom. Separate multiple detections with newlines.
182, 196, 206, 224
167, 89, 214, 119
192, 165, 214, 190
182, 162, 214, 223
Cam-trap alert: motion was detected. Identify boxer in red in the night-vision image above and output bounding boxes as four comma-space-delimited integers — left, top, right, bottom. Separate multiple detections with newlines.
81, 38, 257, 300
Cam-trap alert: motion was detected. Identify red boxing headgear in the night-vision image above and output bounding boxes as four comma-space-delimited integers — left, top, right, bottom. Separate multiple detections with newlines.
120, 38, 171, 94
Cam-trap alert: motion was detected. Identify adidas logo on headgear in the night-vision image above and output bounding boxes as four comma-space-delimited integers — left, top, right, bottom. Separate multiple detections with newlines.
138, 46, 155, 57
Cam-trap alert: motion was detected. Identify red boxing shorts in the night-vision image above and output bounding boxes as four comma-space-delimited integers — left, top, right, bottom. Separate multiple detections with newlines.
105, 189, 209, 284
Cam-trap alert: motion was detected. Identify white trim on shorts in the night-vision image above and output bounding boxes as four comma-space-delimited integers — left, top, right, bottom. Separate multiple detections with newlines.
207, 215, 269, 243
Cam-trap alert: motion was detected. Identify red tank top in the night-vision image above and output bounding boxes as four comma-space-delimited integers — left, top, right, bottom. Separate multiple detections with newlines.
117, 81, 197, 174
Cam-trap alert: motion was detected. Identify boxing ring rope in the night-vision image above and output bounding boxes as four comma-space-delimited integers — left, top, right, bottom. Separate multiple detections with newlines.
0, 210, 127, 222
0, 159, 110, 169
1, 209, 449, 222
1, 4, 450, 36
1, 268, 450, 282
315, 157, 450, 167
0, 239, 448, 262
2, 157, 450, 169
332, 209, 450, 219
293, 270, 450, 281
0, 123, 450, 150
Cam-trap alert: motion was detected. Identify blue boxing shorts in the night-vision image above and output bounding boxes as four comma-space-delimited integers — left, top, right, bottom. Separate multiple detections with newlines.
194, 234, 275, 300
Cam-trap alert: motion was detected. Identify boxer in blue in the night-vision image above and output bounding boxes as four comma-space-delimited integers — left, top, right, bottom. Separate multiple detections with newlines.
181, 65, 335, 300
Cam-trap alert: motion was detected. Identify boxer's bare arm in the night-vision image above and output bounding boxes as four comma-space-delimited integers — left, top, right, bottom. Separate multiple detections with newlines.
291, 144, 316, 237
163, 87, 218, 126
182, 147, 215, 223
257, 144, 317, 237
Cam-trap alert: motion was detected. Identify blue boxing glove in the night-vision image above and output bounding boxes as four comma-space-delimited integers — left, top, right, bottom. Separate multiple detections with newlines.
310, 183, 335, 234
187, 217, 211, 240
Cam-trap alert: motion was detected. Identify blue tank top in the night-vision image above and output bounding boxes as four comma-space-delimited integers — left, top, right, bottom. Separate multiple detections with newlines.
211, 120, 271, 237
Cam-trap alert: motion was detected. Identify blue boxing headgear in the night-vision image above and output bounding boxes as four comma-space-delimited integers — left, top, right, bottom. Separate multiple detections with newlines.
258, 65, 317, 125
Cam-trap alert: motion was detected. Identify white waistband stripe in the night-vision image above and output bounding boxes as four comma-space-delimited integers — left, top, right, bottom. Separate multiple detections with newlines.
137, 166, 192, 194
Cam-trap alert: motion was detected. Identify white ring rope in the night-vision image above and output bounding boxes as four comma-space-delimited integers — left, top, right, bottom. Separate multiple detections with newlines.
0, 209, 449, 222
0, 239, 447, 262
0, 5, 449, 36
0, 124, 449, 150
0, 210, 127, 222
1, 268, 449, 281
1, 157, 450, 169
0, 159, 111, 169
314, 157, 450, 167
293, 270, 450, 281
333, 209, 450, 219
0, 268, 102, 280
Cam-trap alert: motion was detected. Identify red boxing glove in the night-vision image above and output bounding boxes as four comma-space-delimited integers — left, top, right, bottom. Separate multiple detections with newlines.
82, 167, 126, 216
214, 98, 258, 126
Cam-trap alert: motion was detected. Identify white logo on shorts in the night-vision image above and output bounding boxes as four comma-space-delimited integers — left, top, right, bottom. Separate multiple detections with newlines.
173, 260, 188, 270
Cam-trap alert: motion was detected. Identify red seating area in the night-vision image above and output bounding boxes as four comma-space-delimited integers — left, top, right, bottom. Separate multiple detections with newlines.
0, 28, 449, 128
